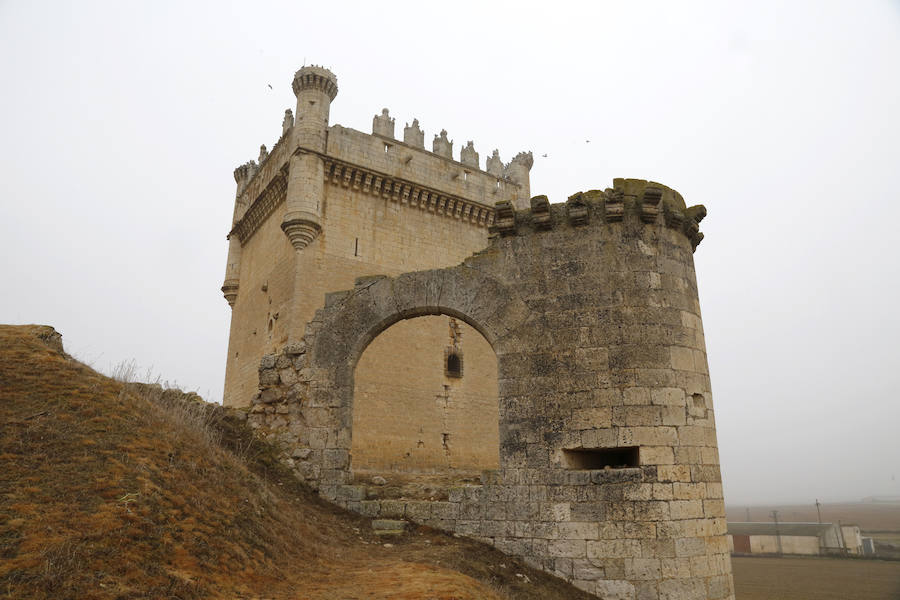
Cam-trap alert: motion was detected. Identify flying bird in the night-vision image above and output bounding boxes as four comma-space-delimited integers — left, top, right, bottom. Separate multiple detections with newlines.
541, 153, 548, 158
267, 84, 273, 90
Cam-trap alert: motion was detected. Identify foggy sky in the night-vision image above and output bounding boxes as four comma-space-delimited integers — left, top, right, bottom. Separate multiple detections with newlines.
1, 1, 898, 505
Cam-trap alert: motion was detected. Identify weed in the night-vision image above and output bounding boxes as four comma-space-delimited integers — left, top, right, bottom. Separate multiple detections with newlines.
1, 325, 595, 600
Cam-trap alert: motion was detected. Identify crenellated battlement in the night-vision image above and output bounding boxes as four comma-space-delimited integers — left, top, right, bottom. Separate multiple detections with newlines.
230, 128, 293, 231
489, 178, 706, 251
291, 65, 338, 100
233, 161, 258, 194
229, 74, 534, 250
327, 125, 527, 211
508, 150, 534, 170
370, 109, 531, 188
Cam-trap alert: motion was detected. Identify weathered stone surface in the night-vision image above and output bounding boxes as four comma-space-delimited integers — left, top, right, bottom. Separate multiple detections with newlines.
233, 178, 729, 598
372, 519, 407, 531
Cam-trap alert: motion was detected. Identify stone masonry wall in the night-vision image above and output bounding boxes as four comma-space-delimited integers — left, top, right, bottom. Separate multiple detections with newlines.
247, 178, 733, 600
223, 73, 530, 408
353, 315, 499, 473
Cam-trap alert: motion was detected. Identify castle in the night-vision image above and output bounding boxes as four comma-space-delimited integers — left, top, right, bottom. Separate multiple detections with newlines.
222, 66, 734, 599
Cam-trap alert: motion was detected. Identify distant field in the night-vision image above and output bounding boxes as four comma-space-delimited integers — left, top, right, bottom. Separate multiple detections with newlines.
727, 502, 900, 532
732, 556, 900, 600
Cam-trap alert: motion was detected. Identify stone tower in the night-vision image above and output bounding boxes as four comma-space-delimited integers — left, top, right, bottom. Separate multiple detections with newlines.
222, 66, 532, 409
248, 180, 733, 599
222, 66, 734, 600
281, 65, 337, 251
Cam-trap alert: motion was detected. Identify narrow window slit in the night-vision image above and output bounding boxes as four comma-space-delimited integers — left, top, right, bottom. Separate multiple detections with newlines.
445, 351, 462, 378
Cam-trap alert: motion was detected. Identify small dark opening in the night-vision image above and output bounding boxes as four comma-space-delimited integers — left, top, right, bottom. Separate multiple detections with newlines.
562, 447, 639, 470
446, 352, 462, 378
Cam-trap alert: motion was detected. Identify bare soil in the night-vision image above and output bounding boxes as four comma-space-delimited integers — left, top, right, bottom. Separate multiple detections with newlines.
732, 556, 900, 600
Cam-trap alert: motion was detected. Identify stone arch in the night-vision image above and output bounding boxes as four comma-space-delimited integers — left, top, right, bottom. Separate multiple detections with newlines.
304, 265, 529, 456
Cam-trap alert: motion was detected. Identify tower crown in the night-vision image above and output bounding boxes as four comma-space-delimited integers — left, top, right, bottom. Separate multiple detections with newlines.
292, 65, 338, 100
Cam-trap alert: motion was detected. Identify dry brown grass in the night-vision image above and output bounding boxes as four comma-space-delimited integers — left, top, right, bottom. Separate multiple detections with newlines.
0, 324, 593, 600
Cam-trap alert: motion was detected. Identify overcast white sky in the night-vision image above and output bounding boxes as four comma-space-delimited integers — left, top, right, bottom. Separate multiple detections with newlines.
2, 1, 899, 505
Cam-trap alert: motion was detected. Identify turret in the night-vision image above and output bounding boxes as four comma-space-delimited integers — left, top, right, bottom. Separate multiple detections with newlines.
290, 65, 338, 152
503, 151, 534, 208
222, 161, 258, 306
282, 65, 338, 250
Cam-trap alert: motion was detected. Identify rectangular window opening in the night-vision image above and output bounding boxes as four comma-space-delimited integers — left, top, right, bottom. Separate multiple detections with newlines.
562, 447, 639, 470
444, 348, 463, 378
384, 143, 390, 153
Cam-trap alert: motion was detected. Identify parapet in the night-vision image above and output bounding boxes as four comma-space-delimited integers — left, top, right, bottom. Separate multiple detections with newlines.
485, 149, 502, 176
233, 160, 258, 195
460, 141, 479, 169
489, 178, 706, 250
282, 109, 294, 136
372, 108, 395, 138
292, 65, 338, 100
325, 125, 527, 212
433, 129, 452, 158
506, 150, 533, 171
403, 119, 425, 147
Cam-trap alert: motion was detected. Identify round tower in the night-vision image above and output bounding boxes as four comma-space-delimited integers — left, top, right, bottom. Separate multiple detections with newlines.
281, 65, 338, 249
221, 161, 257, 306
246, 177, 733, 597
503, 151, 534, 209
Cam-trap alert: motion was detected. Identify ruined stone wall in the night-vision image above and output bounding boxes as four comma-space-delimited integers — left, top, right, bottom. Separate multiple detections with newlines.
247, 178, 733, 599
223, 201, 295, 406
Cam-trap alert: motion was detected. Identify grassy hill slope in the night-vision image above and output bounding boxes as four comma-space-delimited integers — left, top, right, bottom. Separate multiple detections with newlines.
0, 325, 593, 600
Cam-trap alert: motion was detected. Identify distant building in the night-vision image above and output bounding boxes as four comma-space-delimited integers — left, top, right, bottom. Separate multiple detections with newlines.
727, 522, 863, 556
861, 537, 877, 555
860, 495, 900, 504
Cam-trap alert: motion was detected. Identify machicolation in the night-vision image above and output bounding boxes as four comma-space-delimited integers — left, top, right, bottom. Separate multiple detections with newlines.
222, 65, 734, 600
